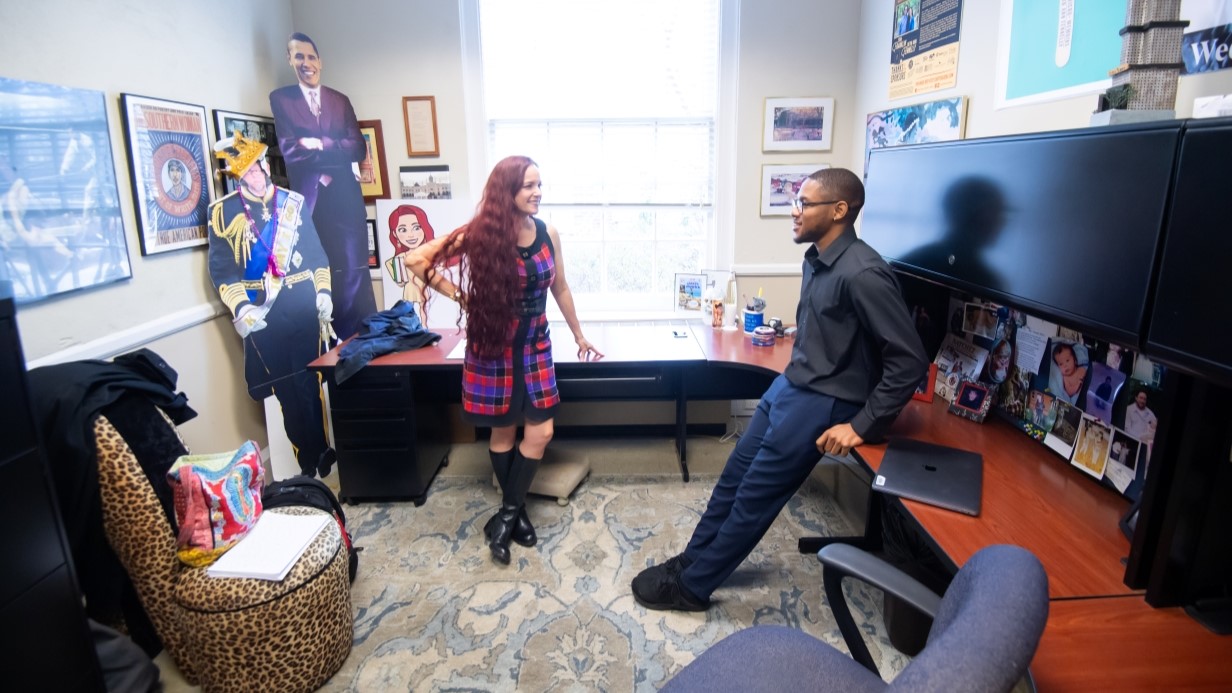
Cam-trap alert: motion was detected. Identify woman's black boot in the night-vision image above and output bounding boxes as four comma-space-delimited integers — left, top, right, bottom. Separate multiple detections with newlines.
487, 448, 537, 546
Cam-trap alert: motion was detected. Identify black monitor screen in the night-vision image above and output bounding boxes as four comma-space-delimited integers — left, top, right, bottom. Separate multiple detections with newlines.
861, 123, 1181, 345
1146, 117, 1232, 387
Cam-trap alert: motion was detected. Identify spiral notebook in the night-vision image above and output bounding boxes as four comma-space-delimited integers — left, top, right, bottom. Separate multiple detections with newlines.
872, 437, 983, 516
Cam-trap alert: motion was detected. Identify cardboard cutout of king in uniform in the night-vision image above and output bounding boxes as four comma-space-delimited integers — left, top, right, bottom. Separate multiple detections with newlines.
207, 132, 336, 479
269, 31, 378, 341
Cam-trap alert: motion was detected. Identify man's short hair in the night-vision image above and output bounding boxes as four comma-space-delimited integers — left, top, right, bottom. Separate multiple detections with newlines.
288, 32, 319, 56
167, 159, 184, 174
809, 168, 865, 222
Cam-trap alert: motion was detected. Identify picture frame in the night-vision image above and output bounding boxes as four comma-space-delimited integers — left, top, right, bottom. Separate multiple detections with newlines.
760, 164, 829, 216
120, 93, 215, 255
366, 219, 379, 270
357, 119, 391, 202
0, 76, 133, 304
948, 378, 993, 422
211, 109, 286, 194
913, 363, 938, 403
402, 95, 440, 157
762, 97, 835, 151
398, 165, 451, 199
865, 96, 967, 175
674, 272, 706, 317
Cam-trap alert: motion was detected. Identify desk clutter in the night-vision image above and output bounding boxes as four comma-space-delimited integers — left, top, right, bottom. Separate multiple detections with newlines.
917, 290, 1164, 505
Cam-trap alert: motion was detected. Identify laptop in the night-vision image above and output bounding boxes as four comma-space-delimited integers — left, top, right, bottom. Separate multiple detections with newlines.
872, 437, 983, 516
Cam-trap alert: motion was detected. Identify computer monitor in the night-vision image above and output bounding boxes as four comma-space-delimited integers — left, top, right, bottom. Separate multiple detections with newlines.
861, 121, 1181, 346
1144, 117, 1232, 388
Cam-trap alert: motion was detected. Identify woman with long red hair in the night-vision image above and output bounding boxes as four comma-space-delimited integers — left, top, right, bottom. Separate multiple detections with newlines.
404, 155, 601, 564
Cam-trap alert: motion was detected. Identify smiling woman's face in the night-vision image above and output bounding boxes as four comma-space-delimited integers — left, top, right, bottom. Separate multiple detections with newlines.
395, 214, 425, 249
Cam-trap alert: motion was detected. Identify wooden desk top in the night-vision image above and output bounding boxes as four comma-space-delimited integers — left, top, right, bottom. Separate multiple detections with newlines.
688, 324, 793, 373
310, 323, 707, 370
1032, 596, 1232, 691
862, 398, 1134, 600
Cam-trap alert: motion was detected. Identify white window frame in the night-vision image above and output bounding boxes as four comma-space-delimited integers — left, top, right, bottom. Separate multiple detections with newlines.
457, 0, 739, 321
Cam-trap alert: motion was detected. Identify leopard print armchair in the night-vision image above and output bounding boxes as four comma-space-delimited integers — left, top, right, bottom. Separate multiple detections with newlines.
93, 413, 352, 692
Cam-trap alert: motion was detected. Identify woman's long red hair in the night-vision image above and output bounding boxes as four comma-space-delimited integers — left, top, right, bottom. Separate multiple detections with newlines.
433, 155, 535, 358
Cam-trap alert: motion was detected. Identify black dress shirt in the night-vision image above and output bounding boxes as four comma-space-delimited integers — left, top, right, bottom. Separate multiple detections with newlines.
784, 228, 927, 441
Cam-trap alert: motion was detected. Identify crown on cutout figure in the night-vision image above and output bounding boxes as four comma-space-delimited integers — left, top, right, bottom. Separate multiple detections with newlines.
213, 130, 268, 179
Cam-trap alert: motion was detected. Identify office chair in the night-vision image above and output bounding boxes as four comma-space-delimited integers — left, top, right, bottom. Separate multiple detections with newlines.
663, 543, 1049, 693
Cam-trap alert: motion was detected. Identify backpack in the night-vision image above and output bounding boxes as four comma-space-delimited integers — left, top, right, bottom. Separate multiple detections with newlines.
262, 475, 359, 583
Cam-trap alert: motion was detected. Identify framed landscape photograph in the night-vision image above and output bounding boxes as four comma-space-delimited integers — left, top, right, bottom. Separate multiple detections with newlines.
762, 97, 835, 151
211, 109, 286, 192
357, 119, 391, 202
398, 165, 451, 199
760, 164, 828, 216
0, 76, 132, 304
121, 93, 214, 255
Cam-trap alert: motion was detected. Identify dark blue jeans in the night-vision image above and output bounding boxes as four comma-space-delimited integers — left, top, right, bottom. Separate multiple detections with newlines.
681, 374, 862, 600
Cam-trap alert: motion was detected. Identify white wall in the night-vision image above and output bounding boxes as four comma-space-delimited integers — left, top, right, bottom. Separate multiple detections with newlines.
1, 0, 293, 451
8, 0, 1232, 448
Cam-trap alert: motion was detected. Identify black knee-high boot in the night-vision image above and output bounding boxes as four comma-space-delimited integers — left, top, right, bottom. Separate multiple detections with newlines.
487, 449, 541, 564
486, 449, 537, 547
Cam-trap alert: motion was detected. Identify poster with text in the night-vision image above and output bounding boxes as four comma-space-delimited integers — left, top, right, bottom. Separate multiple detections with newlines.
1182, 0, 1232, 74
889, 0, 963, 100
994, 0, 1125, 108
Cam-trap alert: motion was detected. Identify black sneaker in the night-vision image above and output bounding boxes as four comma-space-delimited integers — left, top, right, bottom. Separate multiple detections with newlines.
631, 567, 709, 612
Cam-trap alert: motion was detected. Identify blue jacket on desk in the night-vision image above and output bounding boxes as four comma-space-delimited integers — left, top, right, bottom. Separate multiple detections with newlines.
335, 300, 441, 384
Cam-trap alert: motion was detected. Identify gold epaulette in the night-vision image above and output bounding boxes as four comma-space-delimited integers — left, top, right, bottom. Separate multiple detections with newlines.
218, 283, 248, 314
210, 200, 252, 266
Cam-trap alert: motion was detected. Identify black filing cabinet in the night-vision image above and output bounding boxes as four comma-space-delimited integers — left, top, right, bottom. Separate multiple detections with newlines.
0, 287, 103, 690
325, 366, 452, 505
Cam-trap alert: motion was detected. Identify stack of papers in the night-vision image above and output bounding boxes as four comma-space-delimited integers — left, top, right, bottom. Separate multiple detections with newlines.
207, 511, 330, 581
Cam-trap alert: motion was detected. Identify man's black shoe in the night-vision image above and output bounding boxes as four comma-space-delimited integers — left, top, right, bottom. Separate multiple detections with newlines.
631, 568, 709, 612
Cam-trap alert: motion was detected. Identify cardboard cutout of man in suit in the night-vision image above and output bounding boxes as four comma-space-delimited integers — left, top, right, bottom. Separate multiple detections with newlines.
270, 32, 377, 341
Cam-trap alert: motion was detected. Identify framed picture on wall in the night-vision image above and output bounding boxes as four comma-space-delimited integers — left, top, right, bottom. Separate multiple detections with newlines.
0, 76, 133, 304
402, 95, 439, 157
357, 119, 391, 202
762, 97, 835, 151
864, 96, 967, 174
120, 93, 215, 255
760, 164, 828, 216
211, 110, 285, 194
366, 219, 379, 270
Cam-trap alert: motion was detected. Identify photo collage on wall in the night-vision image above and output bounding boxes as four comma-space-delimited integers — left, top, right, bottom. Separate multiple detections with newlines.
918, 292, 1163, 502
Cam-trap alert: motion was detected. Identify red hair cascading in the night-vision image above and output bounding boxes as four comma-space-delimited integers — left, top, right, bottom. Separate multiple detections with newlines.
432, 155, 535, 358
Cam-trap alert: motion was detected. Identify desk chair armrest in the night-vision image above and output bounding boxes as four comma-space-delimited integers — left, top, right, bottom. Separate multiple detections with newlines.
818, 543, 942, 678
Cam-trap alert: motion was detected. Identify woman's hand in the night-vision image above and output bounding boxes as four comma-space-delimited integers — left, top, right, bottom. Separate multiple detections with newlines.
576, 337, 603, 361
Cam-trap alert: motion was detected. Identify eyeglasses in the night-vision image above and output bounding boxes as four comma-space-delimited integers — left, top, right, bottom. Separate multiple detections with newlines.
791, 198, 842, 212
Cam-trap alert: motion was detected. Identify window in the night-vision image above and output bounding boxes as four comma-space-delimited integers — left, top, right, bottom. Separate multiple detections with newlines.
469, 0, 726, 315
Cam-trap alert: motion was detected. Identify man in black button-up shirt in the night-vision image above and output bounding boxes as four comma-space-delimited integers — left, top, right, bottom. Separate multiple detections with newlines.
633, 168, 927, 612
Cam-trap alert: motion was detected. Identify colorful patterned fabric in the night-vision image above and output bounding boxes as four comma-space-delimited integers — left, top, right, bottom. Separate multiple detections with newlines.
166, 441, 264, 567
463, 218, 560, 419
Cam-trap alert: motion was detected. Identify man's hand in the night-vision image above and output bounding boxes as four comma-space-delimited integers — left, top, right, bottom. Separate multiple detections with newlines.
298, 137, 324, 150
233, 305, 267, 338
816, 423, 863, 458
316, 293, 333, 322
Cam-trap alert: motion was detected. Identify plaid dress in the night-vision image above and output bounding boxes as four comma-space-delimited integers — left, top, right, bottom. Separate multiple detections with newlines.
461, 218, 561, 425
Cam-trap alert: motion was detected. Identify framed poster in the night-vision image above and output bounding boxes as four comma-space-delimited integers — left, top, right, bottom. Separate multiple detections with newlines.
994, 0, 1124, 108
760, 164, 828, 216
357, 119, 391, 202
402, 95, 440, 157
121, 94, 214, 255
398, 165, 451, 199
762, 97, 834, 152
211, 110, 286, 192
865, 96, 967, 174
366, 219, 379, 270
0, 77, 132, 304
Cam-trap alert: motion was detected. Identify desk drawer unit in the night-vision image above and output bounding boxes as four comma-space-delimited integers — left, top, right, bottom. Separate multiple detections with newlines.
326, 367, 448, 505
557, 365, 677, 400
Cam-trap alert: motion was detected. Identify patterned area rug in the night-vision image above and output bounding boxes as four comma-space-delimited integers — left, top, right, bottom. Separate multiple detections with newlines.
320, 475, 909, 691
